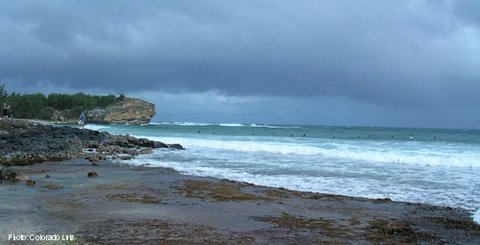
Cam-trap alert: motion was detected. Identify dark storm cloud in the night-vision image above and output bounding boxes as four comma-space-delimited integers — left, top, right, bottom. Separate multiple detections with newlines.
0, 0, 479, 107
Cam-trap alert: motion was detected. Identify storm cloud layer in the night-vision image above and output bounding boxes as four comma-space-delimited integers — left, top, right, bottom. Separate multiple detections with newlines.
0, 0, 479, 127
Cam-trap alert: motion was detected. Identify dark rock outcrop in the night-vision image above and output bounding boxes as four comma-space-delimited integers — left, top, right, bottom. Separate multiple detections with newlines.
0, 168, 28, 182
26, 179, 36, 186
0, 119, 183, 166
42, 184, 64, 190
87, 171, 98, 177
168, 143, 185, 150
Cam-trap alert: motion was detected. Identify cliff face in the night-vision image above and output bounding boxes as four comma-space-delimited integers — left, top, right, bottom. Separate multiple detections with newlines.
86, 97, 155, 125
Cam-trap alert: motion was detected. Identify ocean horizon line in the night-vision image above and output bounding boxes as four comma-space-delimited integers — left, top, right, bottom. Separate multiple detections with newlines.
148, 120, 480, 131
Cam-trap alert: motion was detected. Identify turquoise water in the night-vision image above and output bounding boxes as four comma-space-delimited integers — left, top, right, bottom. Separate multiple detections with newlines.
85, 122, 480, 221
95, 122, 480, 144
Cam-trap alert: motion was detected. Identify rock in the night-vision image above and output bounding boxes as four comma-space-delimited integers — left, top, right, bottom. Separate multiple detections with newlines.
0, 168, 28, 182
1, 119, 182, 166
26, 179, 36, 186
137, 148, 153, 154
154, 141, 168, 148
88, 171, 98, 177
373, 198, 392, 203
42, 184, 63, 190
15, 174, 30, 182
120, 155, 132, 160
168, 144, 185, 150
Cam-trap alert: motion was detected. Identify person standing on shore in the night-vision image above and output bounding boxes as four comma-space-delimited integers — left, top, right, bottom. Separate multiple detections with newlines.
3, 102, 10, 119
78, 111, 86, 128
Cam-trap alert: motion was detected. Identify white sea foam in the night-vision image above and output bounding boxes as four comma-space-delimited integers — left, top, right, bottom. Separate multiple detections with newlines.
141, 122, 162, 126
125, 152, 480, 213
172, 122, 213, 126
154, 122, 245, 127
84, 124, 111, 131
151, 122, 213, 126
474, 209, 480, 224
219, 123, 245, 127
219, 123, 300, 128
132, 135, 480, 168
249, 124, 300, 129
149, 121, 302, 128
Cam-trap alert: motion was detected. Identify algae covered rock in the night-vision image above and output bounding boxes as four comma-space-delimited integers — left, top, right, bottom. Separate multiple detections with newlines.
88, 171, 98, 177
0, 168, 28, 182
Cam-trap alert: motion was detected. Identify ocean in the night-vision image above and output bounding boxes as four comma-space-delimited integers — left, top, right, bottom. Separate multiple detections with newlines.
84, 122, 480, 222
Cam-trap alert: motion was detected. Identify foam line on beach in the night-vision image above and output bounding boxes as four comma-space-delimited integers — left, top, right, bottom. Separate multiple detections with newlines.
123, 153, 480, 215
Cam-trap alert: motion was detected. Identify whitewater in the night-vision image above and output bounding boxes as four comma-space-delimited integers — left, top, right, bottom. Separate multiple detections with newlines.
85, 122, 480, 222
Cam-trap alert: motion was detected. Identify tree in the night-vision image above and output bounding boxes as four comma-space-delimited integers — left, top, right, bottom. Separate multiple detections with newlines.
1, 88, 118, 120
0, 83, 7, 102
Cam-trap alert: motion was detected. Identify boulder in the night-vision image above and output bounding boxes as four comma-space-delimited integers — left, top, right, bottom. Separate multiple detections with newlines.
168, 144, 185, 150
0, 168, 29, 182
88, 171, 98, 177
120, 155, 132, 160
42, 184, 64, 190
154, 141, 168, 148
26, 179, 36, 186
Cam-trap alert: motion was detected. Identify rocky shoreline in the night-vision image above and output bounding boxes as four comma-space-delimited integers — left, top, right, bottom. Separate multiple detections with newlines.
0, 119, 479, 244
0, 119, 182, 167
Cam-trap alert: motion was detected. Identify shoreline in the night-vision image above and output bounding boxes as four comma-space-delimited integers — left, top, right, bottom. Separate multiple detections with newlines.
131, 159, 480, 223
1, 118, 479, 243
0, 118, 183, 166
1, 159, 479, 243
0, 118, 78, 125
135, 165, 480, 230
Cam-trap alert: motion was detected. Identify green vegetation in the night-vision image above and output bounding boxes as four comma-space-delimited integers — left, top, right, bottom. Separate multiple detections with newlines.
0, 83, 7, 101
0, 83, 118, 120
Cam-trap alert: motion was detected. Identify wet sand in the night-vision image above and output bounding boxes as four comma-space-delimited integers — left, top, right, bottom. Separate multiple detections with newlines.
1, 159, 479, 244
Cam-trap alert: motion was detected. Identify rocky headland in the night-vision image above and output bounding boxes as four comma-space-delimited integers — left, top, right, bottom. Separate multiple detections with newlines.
4, 92, 156, 125
0, 119, 479, 244
86, 97, 155, 125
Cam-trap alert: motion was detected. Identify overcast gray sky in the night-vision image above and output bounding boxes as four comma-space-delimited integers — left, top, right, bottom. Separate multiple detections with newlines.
0, 0, 479, 128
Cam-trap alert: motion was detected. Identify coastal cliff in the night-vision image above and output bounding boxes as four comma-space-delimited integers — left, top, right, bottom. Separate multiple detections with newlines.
2, 90, 156, 125
86, 97, 155, 125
